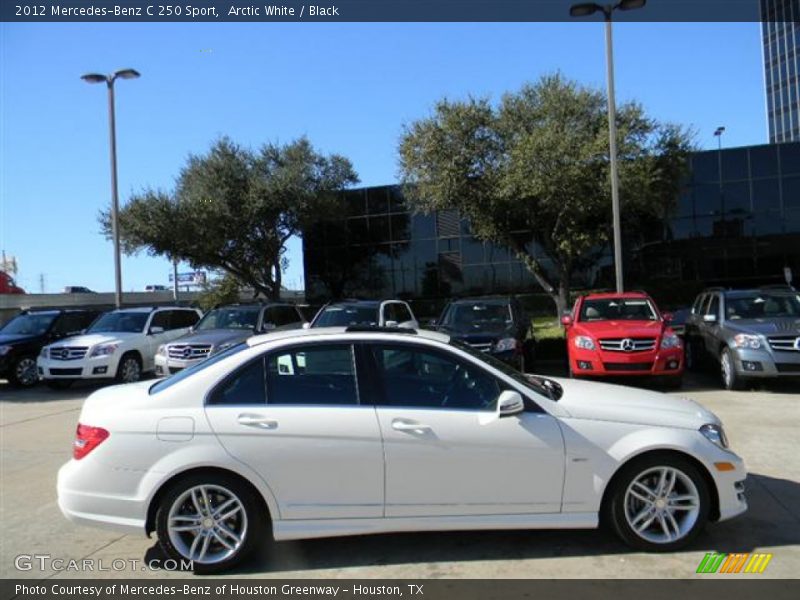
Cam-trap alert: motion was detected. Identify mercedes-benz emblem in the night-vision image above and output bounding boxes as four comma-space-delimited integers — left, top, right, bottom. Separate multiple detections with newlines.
795, 337, 800, 351
183, 347, 193, 358
621, 338, 634, 352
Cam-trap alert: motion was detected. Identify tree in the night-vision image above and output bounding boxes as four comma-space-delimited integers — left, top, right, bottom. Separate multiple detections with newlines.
398, 73, 694, 316
196, 273, 243, 312
101, 137, 358, 299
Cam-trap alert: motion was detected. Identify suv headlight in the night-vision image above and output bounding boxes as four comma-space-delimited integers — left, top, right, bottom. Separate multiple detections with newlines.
90, 343, 119, 358
157, 345, 167, 356
700, 423, 729, 449
733, 334, 761, 349
574, 336, 595, 350
39, 347, 49, 358
0, 345, 12, 356
661, 332, 682, 349
494, 338, 517, 352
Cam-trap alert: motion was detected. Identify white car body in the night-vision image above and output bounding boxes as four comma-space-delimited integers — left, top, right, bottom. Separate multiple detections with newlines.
39, 307, 201, 383
57, 328, 747, 564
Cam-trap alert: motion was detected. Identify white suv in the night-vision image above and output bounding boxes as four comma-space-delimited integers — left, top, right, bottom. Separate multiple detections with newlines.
38, 307, 201, 388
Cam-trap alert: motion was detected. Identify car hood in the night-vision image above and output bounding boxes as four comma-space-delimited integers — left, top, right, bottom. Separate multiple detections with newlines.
168, 329, 251, 347
48, 332, 140, 348
554, 377, 718, 430
439, 322, 514, 339
726, 318, 800, 335
0, 333, 42, 346
574, 320, 664, 338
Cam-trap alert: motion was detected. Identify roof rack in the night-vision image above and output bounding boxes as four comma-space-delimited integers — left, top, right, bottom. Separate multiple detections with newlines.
345, 325, 418, 334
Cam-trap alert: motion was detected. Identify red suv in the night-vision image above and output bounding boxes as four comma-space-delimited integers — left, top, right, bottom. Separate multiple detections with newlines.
562, 292, 683, 387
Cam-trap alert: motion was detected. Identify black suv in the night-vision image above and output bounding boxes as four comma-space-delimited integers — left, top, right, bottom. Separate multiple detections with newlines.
0, 309, 102, 387
432, 297, 535, 371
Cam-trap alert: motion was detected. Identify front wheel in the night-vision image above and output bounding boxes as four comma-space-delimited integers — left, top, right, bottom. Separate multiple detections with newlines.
720, 347, 746, 390
155, 473, 265, 574
607, 455, 710, 551
11, 356, 39, 387
115, 353, 142, 384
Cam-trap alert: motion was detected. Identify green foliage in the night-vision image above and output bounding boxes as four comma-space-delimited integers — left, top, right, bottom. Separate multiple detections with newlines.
399, 73, 694, 314
101, 137, 358, 299
196, 273, 243, 312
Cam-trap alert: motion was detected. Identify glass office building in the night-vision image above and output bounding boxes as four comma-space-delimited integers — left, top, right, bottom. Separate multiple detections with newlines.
303, 142, 800, 306
762, 0, 800, 142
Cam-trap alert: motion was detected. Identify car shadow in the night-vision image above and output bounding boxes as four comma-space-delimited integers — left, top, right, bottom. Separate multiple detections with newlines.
143, 472, 799, 575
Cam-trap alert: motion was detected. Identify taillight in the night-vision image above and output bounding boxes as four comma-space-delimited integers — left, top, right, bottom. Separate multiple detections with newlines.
73, 424, 109, 460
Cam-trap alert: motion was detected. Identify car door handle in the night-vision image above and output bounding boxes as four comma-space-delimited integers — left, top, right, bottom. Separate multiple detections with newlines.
391, 419, 431, 433
237, 415, 278, 429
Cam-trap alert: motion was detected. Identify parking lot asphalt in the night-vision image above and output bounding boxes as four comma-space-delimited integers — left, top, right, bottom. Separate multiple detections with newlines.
0, 372, 798, 580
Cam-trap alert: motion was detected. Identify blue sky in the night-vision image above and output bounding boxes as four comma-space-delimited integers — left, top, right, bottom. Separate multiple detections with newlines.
1, 21, 765, 293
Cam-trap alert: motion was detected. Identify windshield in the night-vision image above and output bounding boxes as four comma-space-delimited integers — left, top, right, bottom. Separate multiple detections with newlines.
451, 339, 562, 401
196, 307, 259, 331
579, 298, 658, 322
725, 293, 800, 319
1, 312, 58, 336
150, 342, 249, 394
87, 312, 149, 334
440, 303, 512, 332
314, 305, 378, 327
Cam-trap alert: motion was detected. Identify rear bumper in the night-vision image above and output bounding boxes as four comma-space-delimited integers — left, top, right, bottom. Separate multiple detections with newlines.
569, 347, 684, 377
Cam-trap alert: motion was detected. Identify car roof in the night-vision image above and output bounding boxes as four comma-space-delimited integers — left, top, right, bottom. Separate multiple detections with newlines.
448, 296, 512, 305
724, 289, 798, 298
111, 306, 191, 313
582, 292, 651, 300
247, 326, 450, 348
324, 300, 382, 308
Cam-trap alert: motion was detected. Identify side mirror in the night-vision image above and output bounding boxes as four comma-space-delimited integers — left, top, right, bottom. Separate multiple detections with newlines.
561, 315, 573, 326
302, 322, 312, 330
662, 312, 674, 322
384, 320, 399, 328
149, 326, 165, 335
497, 390, 525, 418
703, 314, 717, 323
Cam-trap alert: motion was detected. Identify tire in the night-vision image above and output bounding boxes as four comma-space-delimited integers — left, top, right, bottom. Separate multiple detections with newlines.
46, 380, 74, 390
606, 454, 710, 552
155, 472, 265, 574
720, 347, 746, 391
115, 352, 142, 384
10, 355, 39, 387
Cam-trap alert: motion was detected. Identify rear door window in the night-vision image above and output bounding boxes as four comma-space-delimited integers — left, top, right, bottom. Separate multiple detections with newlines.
265, 344, 359, 406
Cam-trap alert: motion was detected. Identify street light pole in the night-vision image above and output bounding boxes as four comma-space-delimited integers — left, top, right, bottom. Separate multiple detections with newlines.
570, 0, 646, 294
714, 126, 726, 230
81, 68, 140, 309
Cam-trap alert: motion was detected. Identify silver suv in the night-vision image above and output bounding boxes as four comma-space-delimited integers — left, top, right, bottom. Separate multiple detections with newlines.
684, 287, 800, 389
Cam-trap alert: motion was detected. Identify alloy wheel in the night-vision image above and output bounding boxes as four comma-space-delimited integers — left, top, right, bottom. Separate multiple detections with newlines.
721, 351, 733, 388
15, 357, 38, 386
623, 466, 700, 545
167, 484, 248, 564
120, 357, 141, 383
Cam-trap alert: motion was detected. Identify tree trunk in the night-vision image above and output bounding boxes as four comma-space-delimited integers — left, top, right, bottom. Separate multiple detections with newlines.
555, 271, 570, 318
513, 249, 564, 317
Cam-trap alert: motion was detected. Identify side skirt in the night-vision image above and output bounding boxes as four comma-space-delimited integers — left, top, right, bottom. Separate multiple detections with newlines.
273, 512, 598, 541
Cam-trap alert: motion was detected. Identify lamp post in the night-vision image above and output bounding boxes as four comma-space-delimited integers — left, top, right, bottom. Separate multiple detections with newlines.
714, 126, 726, 230
81, 68, 140, 308
569, 0, 645, 293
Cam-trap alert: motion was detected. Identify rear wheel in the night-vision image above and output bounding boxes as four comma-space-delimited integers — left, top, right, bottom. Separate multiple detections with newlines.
606, 454, 710, 551
10, 355, 39, 387
155, 473, 265, 574
720, 347, 746, 390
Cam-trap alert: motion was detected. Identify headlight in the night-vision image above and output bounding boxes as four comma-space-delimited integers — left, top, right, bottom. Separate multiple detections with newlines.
0, 345, 12, 356
90, 343, 119, 358
494, 338, 517, 352
157, 345, 167, 356
660, 332, 682, 349
39, 347, 49, 358
574, 336, 595, 350
700, 423, 729, 449
733, 334, 761, 349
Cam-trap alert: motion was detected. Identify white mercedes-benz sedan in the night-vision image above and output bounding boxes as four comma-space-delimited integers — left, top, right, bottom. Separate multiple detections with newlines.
58, 326, 747, 572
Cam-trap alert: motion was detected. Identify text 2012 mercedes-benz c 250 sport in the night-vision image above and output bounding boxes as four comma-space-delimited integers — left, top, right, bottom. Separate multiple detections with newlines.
58, 326, 747, 573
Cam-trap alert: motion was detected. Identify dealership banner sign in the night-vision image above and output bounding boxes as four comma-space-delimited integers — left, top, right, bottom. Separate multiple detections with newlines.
0, 0, 788, 22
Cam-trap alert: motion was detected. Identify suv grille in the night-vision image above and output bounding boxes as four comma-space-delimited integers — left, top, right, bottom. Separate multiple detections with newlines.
167, 344, 212, 360
767, 336, 800, 352
598, 338, 657, 352
49, 347, 88, 361
467, 342, 493, 352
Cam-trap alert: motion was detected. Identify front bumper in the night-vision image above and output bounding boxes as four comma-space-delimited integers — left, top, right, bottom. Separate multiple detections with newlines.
709, 450, 748, 522
153, 353, 203, 376
569, 346, 684, 377
37, 355, 118, 380
731, 347, 800, 378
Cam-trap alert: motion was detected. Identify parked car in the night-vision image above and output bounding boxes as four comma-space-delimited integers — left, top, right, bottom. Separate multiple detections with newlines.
0, 271, 24, 294
432, 296, 534, 371
308, 299, 418, 329
63, 286, 96, 294
145, 285, 168, 292
684, 287, 800, 390
38, 306, 201, 388
58, 325, 747, 573
562, 291, 684, 388
155, 302, 305, 376
0, 309, 101, 387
